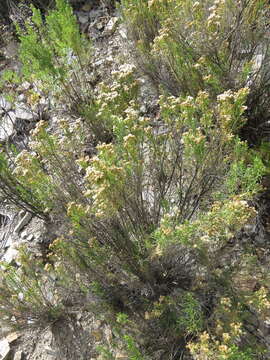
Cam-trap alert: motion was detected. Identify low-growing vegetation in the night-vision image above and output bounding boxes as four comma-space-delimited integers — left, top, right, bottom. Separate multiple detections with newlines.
0, 0, 270, 359
121, 0, 270, 144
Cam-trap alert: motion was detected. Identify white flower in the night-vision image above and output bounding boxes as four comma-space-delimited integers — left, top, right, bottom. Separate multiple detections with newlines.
217, 90, 234, 101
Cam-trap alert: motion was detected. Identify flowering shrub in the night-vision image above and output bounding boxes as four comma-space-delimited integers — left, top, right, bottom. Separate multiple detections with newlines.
0, 81, 266, 353
121, 0, 270, 133
0, 247, 66, 329
0, 149, 49, 220
187, 297, 256, 360
0, 0, 269, 357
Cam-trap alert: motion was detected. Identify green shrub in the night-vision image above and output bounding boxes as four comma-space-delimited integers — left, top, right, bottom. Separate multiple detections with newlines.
121, 0, 270, 128
0, 1, 268, 356
145, 292, 203, 335
96, 313, 147, 360
187, 296, 260, 360
0, 247, 66, 329
0, 149, 49, 220
13, 0, 93, 115
10, 84, 264, 297
0, 78, 266, 356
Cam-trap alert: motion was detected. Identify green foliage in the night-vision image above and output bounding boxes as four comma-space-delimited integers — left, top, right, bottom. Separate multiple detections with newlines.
145, 292, 203, 336
0, 149, 49, 219
123, 335, 145, 360
177, 292, 203, 334
0, 81, 264, 340
116, 312, 129, 325
0, 0, 269, 357
15, 0, 91, 107
96, 346, 115, 360
225, 346, 254, 360
187, 298, 257, 359
225, 155, 265, 196
97, 313, 147, 360
258, 141, 270, 170
0, 247, 65, 329
121, 0, 270, 113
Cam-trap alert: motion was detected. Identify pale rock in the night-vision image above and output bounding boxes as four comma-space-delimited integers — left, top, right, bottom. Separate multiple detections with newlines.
27, 234, 35, 242
253, 54, 263, 72
17, 94, 25, 102
21, 81, 31, 90
89, 9, 103, 20
18, 210, 26, 219
0, 112, 15, 141
20, 230, 28, 240
87, 27, 100, 40
32, 84, 43, 95
115, 352, 129, 360
140, 104, 147, 113
39, 97, 49, 106
6, 332, 20, 343
27, 319, 35, 326
243, 224, 255, 232
15, 106, 35, 121
0, 213, 10, 227
94, 319, 102, 329
138, 77, 146, 84
0, 96, 12, 113
104, 326, 112, 343
265, 318, 270, 326
13, 351, 23, 360
119, 63, 135, 73
0, 338, 10, 359
3, 235, 13, 248
14, 212, 32, 234
45, 347, 59, 356
106, 56, 114, 63
119, 25, 127, 39
104, 17, 118, 34
4, 41, 18, 58
0, 324, 12, 334
33, 231, 43, 243
95, 59, 105, 66
2, 246, 18, 264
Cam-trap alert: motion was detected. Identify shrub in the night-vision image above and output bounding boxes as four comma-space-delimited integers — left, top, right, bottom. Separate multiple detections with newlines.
121, 0, 270, 133
16, 84, 263, 358
0, 247, 66, 329
145, 292, 203, 335
7, 0, 125, 142
187, 296, 259, 360
96, 313, 148, 360
15, 0, 91, 104
7, 82, 264, 299
0, 149, 50, 220
0, 0, 102, 215
0, 0, 269, 357
0, 69, 267, 358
